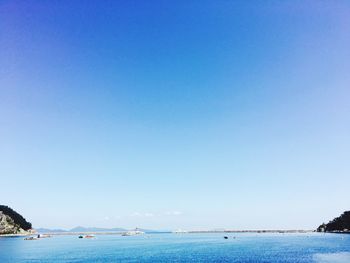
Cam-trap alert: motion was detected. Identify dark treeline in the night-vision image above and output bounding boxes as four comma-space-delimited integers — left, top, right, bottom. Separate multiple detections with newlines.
317, 211, 350, 232
0, 205, 32, 230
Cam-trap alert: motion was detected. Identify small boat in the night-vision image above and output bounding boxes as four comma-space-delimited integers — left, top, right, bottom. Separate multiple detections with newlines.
24, 236, 38, 240
224, 236, 228, 239
78, 234, 95, 239
37, 234, 51, 238
122, 228, 145, 236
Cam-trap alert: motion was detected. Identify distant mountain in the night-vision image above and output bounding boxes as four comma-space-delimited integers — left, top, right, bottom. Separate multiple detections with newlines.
36, 226, 128, 233
36, 228, 68, 233
135, 228, 170, 233
35, 226, 167, 233
69, 226, 127, 232
0, 205, 32, 235
317, 211, 350, 233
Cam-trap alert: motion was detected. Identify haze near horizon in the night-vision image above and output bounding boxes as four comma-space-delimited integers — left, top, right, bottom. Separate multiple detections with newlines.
1, 0, 349, 230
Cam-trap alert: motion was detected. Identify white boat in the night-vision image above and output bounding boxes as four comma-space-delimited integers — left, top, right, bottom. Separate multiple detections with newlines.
122, 228, 145, 236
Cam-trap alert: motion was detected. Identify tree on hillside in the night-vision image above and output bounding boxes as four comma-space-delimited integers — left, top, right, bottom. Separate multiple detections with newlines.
0, 205, 32, 230
317, 211, 350, 232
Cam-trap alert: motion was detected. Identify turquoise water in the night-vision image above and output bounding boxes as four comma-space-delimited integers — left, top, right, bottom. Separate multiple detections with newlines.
1, 233, 350, 262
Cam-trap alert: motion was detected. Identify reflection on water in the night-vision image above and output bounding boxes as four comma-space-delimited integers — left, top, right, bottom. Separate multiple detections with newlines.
0, 233, 349, 262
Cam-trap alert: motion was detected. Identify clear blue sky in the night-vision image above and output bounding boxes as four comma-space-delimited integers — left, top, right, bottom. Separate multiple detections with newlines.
1, 0, 349, 230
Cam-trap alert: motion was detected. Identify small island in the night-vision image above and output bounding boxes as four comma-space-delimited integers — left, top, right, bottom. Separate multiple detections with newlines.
0, 205, 32, 235
317, 211, 350, 233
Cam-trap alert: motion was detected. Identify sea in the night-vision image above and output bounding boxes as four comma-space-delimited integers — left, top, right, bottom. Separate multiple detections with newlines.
0, 232, 349, 262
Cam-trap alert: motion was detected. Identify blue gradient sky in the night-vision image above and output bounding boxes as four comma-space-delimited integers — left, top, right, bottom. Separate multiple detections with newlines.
1, 1, 349, 230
